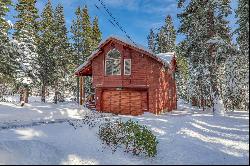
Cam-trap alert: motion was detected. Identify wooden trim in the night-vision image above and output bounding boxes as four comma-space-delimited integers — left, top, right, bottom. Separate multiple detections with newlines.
99, 87, 148, 91
121, 48, 124, 87
147, 89, 149, 112
100, 88, 103, 113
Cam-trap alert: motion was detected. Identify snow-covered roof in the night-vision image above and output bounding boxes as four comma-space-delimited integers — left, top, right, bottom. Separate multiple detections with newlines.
156, 52, 175, 65
75, 35, 175, 74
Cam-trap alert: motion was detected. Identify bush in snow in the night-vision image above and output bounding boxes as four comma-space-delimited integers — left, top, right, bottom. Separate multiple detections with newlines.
98, 119, 158, 157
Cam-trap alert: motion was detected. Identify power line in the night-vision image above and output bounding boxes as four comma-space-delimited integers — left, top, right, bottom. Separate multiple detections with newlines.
94, 4, 118, 30
96, 0, 138, 46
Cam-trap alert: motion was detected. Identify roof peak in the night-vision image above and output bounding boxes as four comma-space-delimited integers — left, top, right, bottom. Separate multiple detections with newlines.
99, 35, 154, 55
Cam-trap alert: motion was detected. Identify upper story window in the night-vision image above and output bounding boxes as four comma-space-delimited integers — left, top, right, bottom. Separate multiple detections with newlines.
105, 49, 121, 75
124, 59, 131, 75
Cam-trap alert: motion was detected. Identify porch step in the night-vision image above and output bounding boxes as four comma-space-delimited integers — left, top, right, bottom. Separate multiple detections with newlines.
85, 102, 96, 110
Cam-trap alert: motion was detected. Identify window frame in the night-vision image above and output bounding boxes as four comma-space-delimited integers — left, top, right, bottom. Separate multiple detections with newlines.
124, 59, 131, 76
105, 49, 121, 76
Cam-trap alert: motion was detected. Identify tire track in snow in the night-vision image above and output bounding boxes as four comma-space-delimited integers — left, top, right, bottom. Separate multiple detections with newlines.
0, 119, 71, 130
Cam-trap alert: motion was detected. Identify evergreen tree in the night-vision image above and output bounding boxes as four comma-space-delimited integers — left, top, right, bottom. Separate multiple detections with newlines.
156, 15, 176, 53
71, 7, 83, 66
235, 0, 249, 110
12, 0, 40, 102
235, 0, 249, 56
38, 0, 56, 102
81, 5, 93, 62
162, 15, 176, 52
71, 6, 102, 101
0, 0, 16, 78
175, 41, 189, 101
82, 5, 94, 96
13, 0, 39, 39
156, 28, 165, 53
53, 4, 72, 103
92, 16, 102, 50
223, 46, 244, 111
147, 28, 156, 53
0, 0, 11, 43
71, 7, 83, 104
178, 0, 232, 114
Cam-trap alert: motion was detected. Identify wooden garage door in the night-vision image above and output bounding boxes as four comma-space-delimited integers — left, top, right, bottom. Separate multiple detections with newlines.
102, 90, 147, 115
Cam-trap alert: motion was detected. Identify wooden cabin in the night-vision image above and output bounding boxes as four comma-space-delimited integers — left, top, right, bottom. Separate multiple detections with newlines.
75, 36, 177, 115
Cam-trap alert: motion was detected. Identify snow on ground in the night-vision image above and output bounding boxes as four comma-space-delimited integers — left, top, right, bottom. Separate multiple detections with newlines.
0, 98, 249, 165
0, 95, 81, 122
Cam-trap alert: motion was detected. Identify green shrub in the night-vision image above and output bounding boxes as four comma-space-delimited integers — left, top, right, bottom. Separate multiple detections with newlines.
98, 119, 158, 157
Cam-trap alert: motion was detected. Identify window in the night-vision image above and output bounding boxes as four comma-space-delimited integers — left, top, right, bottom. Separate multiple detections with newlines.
124, 59, 131, 75
105, 49, 121, 75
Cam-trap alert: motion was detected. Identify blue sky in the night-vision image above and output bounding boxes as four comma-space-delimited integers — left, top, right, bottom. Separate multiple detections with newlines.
6, 0, 239, 47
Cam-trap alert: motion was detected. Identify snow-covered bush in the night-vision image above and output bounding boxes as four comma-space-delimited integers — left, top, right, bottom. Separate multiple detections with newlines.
98, 119, 158, 157
68, 111, 113, 129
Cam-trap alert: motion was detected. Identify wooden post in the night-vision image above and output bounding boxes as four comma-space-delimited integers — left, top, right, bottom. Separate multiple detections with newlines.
80, 76, 83, 105
82, 76, 85, 104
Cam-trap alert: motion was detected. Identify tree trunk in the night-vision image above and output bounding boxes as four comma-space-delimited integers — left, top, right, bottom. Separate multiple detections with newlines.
54, 90, 58, 104
207, 4, 224, 114
54, 80, 58, 104
41, 82, 46, 103
20, 88, 24, 102
24, 87, 29, 103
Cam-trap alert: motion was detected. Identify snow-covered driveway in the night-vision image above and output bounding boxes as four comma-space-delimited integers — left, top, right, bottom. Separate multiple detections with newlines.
0, 101, 249, 165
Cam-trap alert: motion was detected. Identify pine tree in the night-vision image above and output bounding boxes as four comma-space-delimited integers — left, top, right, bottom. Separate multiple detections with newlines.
175, 41, 189, 101
12, 0, 40, 103
0, 0, 11, 43
235, 0, 249, 56
178, 0, 232, 114
71, 6, 102, 101
38, 0, 56, 102
155, 15, 176, 53
162, 15, 176, 52
53, 4, 72, 103
82, 5, 94, 96
0, 1, 20, 99
223, 46, 244, 111
92, 16, 102, 50
147, 28, 156, 53
0, 0, 16, 78
235, 0, 249, 110
71, 7, 83, 65
71, 7, 83, 104
156, 28, 165, 53
81, 5, 93, 62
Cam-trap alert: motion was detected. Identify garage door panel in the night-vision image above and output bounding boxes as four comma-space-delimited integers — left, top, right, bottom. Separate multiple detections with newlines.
141, 91, 148, 111
102, 92, 111, 112
102, 90, 147, 115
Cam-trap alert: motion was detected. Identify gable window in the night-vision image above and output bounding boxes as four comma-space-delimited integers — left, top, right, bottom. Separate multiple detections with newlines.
105, 49, 121, 75
124, 59, 131, 75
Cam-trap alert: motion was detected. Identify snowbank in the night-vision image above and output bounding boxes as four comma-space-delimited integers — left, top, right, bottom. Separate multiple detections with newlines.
0, 101, 249, 165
